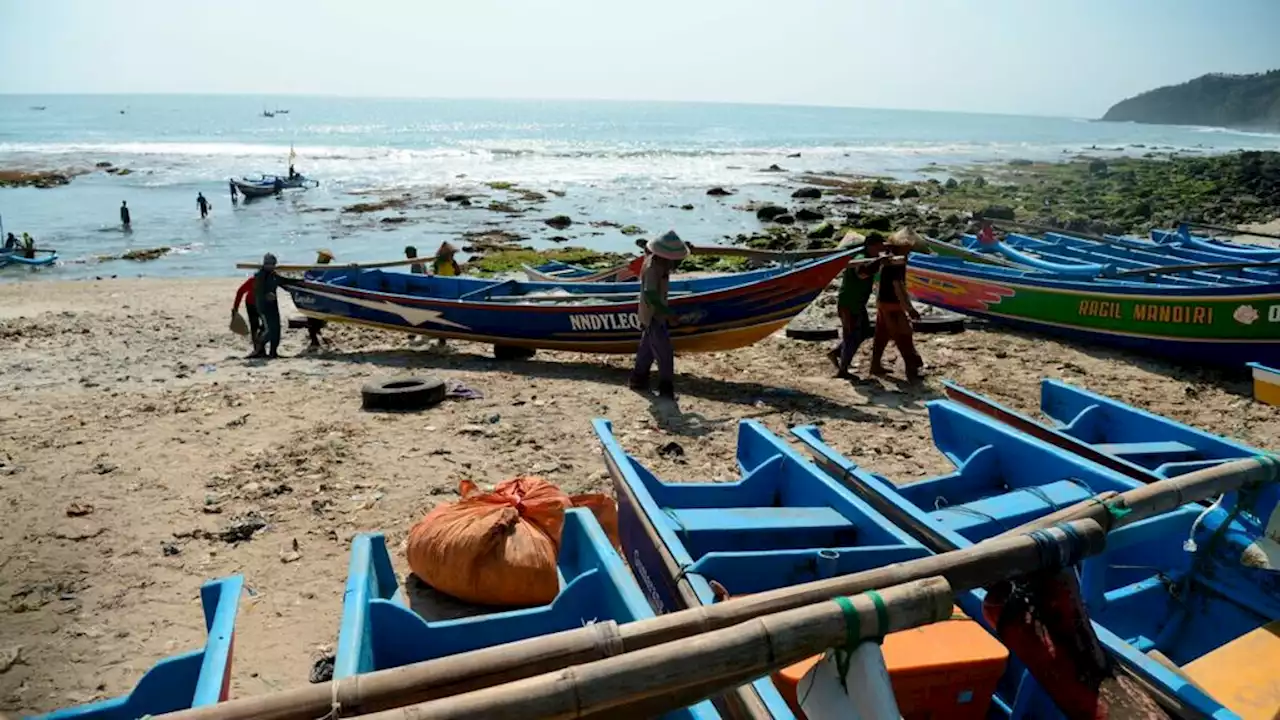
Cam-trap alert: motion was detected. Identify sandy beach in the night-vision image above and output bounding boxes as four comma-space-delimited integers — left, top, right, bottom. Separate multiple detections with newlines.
2, 275, 1278, 714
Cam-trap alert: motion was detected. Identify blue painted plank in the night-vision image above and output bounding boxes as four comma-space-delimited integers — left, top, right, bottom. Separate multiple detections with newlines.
664, 506, 853, 533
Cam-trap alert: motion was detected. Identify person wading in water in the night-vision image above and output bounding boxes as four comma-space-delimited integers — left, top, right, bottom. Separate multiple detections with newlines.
197, 192, 211, 219
629, 230, 688, 400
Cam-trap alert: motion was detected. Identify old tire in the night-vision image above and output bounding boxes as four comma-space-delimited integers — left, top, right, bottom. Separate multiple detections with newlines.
361, 376, 446, 412
287, 316, 309, 329
493, 344, 536, 361
785, 327, 839, 342
913, 313, 967, 334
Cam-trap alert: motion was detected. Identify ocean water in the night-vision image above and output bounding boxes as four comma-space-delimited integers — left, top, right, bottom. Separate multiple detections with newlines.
3, 94, 1280, 282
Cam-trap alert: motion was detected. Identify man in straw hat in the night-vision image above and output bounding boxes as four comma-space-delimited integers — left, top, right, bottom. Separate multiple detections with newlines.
432, 241, 462, 277
304, 249, 335, 351
630, 230, 688, 400
870, 229, 924, 382
828, 231, 888, 379
252, 253, 282, 359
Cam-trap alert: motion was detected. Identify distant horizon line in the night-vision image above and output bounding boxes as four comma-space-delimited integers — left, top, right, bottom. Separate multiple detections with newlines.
0, 91, 1094, 121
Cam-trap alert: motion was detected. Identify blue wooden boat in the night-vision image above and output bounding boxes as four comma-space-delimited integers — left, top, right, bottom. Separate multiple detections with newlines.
284, 250, 853, 353
594, 417, 936, 719
232, 174, 318, 198
794, 380, 1280, 719
0, 250, 57, 268
34, 576, 243, 720
336, 509, 717, 719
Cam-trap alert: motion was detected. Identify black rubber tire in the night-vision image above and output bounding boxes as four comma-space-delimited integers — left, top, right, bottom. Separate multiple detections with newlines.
493, 344, 537, 361
361, 376, 446, 412
287, 316, 309, 329
912, 314, 967, 334
785, 327, 839, 342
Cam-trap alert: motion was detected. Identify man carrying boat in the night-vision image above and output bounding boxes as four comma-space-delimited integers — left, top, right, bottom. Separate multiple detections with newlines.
828, 231, 887, 380
253, 253, 281, 359
405, 246, 427, 274
630, 230, 688, 400
870, 229, 924, 382
3, 233, 18, 252
232, 273, 260, 356
20, 232, 36, 259
432, 242, 462, 276
304, 249, 334, 351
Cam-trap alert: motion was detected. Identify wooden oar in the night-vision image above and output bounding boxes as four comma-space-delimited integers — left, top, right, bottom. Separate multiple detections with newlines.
1114, 259, 1280, 277
346, 578, 954, 720
1184, 221, 1280, 243
687, 244, 846, 261
484, 290, 693, 303
995, 454, 1280, 541
155, 519, 1104, 720
234, 258, 422, 271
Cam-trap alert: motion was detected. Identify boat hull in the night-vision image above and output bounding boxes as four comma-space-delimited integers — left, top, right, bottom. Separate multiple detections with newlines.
1, 251, 57, 267
285, 251, 853, 353
1249, 362, 1280, 406
907, 258, 1280, 365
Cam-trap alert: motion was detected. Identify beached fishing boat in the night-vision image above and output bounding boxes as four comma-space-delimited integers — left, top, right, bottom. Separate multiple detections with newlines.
595, 418, 949, 718
281, 250, 854, 353
794, 381, 1280, 719
0, 249, 57, 267
335, 510, 717, 719
905, 249, 1280, 365
231, 174, 318, 198
34, 576, 242, 719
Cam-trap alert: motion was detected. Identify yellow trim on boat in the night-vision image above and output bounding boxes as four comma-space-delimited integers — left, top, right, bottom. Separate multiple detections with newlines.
1250, 363, 1280, 406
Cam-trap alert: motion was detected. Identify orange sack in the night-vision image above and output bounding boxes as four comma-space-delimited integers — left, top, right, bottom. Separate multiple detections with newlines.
406, 476, 572, 606
569, 493, 621, 550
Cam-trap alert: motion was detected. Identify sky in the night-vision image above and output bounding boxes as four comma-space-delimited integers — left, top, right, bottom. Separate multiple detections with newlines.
1, 0, 1278, 118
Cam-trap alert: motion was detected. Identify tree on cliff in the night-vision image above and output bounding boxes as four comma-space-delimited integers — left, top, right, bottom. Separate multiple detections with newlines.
1101, 70, 1280, 131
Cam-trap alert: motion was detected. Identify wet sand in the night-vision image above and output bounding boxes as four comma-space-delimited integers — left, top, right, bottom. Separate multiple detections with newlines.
1, 277, 1278, 713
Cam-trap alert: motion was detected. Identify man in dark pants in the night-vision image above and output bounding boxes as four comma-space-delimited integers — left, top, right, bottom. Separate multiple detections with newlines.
870, 229, 924, 382
253, 253, 282, 359
232, 274, 260, 357
630, 230, 688, 400
229, 180, 239, 202
120, 201, 131, 228
305, 249, 334, 351
828, 231, 887, 379
197, 192, 211, 219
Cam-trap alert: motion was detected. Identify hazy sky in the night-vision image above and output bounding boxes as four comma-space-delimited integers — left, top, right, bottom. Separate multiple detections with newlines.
2, 0, 1277, 117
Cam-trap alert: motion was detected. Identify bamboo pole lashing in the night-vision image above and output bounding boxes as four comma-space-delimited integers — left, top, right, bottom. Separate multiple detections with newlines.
155, 520, 1104, 720
345, 577, 955, 720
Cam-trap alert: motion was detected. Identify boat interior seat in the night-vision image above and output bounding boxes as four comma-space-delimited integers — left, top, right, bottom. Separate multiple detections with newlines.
1092, 441, 1198, 459
663, 506, 859, 551
927, 479, 1095, 538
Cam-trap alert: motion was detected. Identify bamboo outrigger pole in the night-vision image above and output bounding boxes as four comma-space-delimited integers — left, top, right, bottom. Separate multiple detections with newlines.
348, 578, 955, 720
156, 520, 1104, 720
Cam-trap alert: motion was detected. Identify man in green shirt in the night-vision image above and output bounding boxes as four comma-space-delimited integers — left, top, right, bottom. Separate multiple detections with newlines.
630, 230, 688, 400
828, 232, 887, 379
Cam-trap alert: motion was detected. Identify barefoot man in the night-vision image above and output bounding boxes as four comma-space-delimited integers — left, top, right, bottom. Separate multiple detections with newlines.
630, 230, 688, 400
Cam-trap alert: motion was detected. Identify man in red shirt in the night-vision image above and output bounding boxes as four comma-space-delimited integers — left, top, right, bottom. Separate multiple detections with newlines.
232, 275, 261, 356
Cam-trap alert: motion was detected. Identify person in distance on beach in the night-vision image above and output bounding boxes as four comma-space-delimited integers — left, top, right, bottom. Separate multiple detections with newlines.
120, 201, 131, 228
977, 219, 997, 247
197, 192, 211, 219
229, 179, 239, 203
405, 245, 426, 274
869, 229, 924, 382
828, 231, 887, 380
253, 253, 282, 359
630, 230, 688, 400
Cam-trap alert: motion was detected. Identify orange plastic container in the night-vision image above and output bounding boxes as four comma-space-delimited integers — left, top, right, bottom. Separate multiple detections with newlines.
771, 607, 1009, 720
